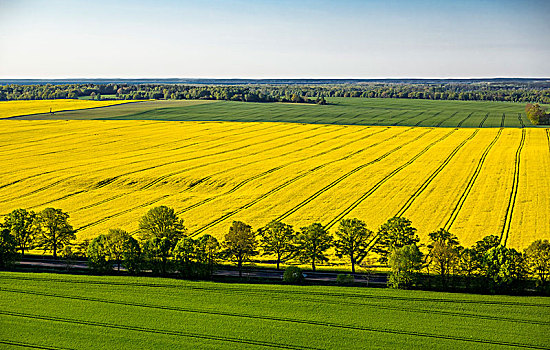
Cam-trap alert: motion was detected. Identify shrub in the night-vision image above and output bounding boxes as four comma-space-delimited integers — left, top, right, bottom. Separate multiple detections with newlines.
336, 274, 355, 285
283, 266, 304, 284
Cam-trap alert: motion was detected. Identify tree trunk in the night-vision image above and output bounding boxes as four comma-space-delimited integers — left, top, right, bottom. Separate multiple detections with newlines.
276, 254, 280, 270
238, 258, 243, 278
351, 258, 355, 274
312, 259, 315, 271
53, 242, 57, 259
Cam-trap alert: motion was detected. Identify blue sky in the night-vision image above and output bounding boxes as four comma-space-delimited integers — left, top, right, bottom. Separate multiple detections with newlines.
0, 0, 548, 78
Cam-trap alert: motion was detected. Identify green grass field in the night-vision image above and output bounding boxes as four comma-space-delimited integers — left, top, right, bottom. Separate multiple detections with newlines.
14, 98, 533, 128
0, 272, 548, 349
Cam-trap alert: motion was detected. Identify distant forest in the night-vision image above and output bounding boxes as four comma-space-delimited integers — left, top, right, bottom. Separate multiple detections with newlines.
1, 81, 549, 104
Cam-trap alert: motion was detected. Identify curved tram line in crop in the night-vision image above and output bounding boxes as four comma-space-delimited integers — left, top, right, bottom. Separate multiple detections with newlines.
501, 128, 526, 246
442, 129, 504, 231
189, 128, 425, 236
0, 288, 547, 349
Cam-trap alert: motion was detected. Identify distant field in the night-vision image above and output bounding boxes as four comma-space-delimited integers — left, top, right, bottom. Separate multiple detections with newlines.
0, 99, 139, 119
11, 98, 535, 128
0, 120, 548, 249
0, 272, 548, 350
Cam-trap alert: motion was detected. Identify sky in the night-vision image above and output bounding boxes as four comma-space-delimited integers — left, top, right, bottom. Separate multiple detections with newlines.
0, 0, 548, 79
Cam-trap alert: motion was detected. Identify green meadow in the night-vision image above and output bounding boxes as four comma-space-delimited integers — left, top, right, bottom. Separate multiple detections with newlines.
15, 97, 532, 128
0, 272, 548, 349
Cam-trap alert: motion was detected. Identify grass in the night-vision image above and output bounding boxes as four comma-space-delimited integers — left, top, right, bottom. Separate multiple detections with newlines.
10, 97, 536, 128
0, 272, 548, 349
0, 99, 139, 119
0, 120, 548, 250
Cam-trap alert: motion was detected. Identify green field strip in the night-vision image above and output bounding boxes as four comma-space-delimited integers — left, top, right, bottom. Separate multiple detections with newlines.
3, 274, 548, 308
0, 310, 319, 350
412, 110, 443, 127
434, 111, 458, 127
3, 285, 548, 328
479, 113, 490, 127
324, 130, 456, 229
443, 129, 504, 231
394, 129, 479, 217
1, 302, 546, 350
501, 128, 526, 246
518, 113, 525, 128
0, 340, 74, 350
174, 128, 387, 216
190, 128, 422, 236
456, 112, 474, 127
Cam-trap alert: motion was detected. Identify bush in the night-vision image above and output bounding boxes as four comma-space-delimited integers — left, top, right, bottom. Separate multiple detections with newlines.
283, 266, 304, 284
336, 274, 355, 285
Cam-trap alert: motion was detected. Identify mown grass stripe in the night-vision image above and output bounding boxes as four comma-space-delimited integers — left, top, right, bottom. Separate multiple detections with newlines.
501, 128, 526, 245
443, 129, 503, 231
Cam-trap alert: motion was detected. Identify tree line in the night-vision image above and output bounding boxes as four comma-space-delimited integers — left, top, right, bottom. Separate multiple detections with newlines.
0, 206, 548, 294
1, 82, 549, 104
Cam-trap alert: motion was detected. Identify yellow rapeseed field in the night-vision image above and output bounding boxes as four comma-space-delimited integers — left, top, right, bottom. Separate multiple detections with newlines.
0, 99, 138, 119
0, 120, 548, 249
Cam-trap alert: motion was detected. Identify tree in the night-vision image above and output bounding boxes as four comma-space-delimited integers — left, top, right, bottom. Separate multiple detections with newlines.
139, 206, 186, 274
139, 206, 186, 242
223, 221, 257, 277
388, 244, 423, 289
458, 248, 478, 288
374, 217, 419, 264
525, 103, 550, 125
173, 237, 197, 278
122, 236, 141, 274
524, 239, 550, 288
258, 220, 295, 270
334, 218, 373, 273
426, 228, 460, 287
36, 208, 76, 258
142, 237, 173, 274
195, 234, 220, 278
483, 245, 527, 291
2, 209, 38, 255
105, 228, 132, 271
0, 229, 18, 268
87, 235, 112, 273
295, 223, 332, 271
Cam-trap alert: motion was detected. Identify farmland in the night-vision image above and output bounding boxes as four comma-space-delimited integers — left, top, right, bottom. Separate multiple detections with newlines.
0, 99, 138, 119
0, 272, 548, 349
10, 98, 535, 128
0, 119, 548, 249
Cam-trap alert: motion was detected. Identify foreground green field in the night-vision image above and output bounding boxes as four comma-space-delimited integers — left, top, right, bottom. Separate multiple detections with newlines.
0, 272, 548, 349
12, 98, 534, 128
1, 120, 549, 249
